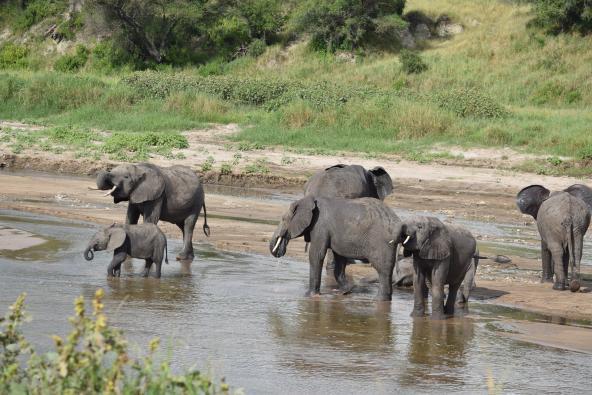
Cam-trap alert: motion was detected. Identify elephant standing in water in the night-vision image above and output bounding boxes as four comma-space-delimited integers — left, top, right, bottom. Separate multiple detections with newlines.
270, 196, 401, 301
94, 163, 209, 261
517, 184, 591, 291
395, 216, 476, 319
304, 164, 394, 282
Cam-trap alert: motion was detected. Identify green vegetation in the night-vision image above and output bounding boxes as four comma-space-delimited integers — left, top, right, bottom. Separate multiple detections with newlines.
530, 0, 592, 34
0, 0, 592, 173
0, 290, 230, 394
54, 45, 89, 72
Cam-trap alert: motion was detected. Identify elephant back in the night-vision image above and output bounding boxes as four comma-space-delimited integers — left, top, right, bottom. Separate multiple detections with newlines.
160, 165, 204, 207
304, 164, 376, 199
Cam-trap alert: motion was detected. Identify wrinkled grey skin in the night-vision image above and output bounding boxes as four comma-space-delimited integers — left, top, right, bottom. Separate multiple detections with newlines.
396, 216, 476, 320
84, 223, 168, 278
304, 164, 394, 279
270, 197, 401, 301
95, 163, 209, 262
517, 184, 591, 291
304, 164, 393, 200
394, 254, 480, 306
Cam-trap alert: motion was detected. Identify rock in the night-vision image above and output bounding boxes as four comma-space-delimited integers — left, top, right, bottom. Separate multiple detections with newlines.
413, 23, 431, 41
436, 15, 464, 37
397, 27, 417, 49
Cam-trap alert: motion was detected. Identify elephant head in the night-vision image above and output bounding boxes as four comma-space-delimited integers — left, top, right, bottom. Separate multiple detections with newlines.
399, 216, 451, 260
516, 185, 551, 219
270, 196, 317, 258
95, 163, 165, 204
368, 166, 393, 200
84, 224, 127, 261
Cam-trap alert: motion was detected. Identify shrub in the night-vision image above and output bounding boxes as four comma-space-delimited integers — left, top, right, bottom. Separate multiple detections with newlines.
0, 74, 25, 102
530, 0, 592, 35
0, 43, 29, 69
220, 163, 233, 175
13, 0, 68, 31
102, 132, 188, 161
0, 291, 230, 393
55, 12, 84, 41
435, 87, 509, 119
247, 38, 267, 57
399, 49, 427, 74
54, 45, 89, 72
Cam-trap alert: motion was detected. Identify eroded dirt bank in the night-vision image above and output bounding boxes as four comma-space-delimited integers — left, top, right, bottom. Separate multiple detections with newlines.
1, 160, 592, 321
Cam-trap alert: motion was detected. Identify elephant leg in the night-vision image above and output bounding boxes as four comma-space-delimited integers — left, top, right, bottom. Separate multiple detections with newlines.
307, 244, 328, 297
155, 260, 162, 279
411, 265, 427, 317
177, 214, 197, 261
325, 250, 335, 274
550, 247, 566, 290
445, 282, 461, 315
376, 262, 395, 302
108, 251, 127, 278
332, 253, 350, 293
143, 259, 153, 277
431, 262, 449, 320
126, 204, 141, 225
540, 241, 554, 283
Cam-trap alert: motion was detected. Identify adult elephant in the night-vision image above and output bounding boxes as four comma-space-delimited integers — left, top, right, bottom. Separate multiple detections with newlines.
304, 164, 394, 278
94, 163, 209, 261
269, 196, 401, 301
516, 184, 591, 291
304, 164, 393, 200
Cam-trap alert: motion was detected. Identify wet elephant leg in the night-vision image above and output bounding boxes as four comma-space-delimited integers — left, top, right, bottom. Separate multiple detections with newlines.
411, 265, 427, 317
108, 251, 127, 278
332, 253, 350, 293
376, 258, 395, 302
177, 214, 197, 261
445, 282, 460, 316
307, 244, 328, 297
540, 241, 554, 283
550, 246, 567, 290
143, 259, 153, 277
325, 250, 335, 274
431, 262, 449, 320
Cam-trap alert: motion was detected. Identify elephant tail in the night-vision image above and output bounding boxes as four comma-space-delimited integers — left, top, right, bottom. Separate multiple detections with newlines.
304, 242, 309, 253
165, 236, 169, 264
202, 201, 211, 237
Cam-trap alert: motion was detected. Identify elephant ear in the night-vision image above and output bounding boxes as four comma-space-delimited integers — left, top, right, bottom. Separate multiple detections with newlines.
324, 164, 347, 171
564, 184, 592, 212
419, 217, 451, 260
106, 228, 127, 251
287, 195, 316, 239
516, 185, 550, 219
130, 164, 165, 204
369, 167, 393, 200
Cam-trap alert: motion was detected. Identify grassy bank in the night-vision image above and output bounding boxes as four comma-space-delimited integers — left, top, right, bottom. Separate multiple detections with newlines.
1, 0, 592, 173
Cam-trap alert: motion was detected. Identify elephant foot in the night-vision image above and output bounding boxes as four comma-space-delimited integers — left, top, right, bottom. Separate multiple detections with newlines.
541, 277, 554, 284
410, 309, 425, 318
142, 271, 150, 278
552, 282, 567, 291
444, 306, 455, 316
431, 312, 447, 320
305, 290, 321, 298
375, 294, 392, 302
176, 252, 194, 262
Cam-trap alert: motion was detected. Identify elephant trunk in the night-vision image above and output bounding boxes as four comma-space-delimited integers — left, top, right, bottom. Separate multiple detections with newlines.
84, 246, 94, 261
96, 170, 112, 190
269, 230, 289, 258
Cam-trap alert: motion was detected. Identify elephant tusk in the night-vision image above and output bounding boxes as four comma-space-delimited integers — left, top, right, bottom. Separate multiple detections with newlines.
403, 235, 411, 245
102, 185, 117, 197
88, 186, 99, 190
272, 237, 283, 253
388, 240, 394, 245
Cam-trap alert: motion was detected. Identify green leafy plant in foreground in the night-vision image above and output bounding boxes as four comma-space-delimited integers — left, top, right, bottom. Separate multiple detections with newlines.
0, 290, 230, 394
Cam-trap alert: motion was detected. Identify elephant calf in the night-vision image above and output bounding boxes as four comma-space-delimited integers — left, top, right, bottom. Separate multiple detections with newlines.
396, 216, 476, 319
269, 196, 401, 301
84, 223, 168, 278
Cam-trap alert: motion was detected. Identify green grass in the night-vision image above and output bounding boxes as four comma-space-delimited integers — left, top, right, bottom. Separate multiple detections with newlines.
1, 0, 592, 170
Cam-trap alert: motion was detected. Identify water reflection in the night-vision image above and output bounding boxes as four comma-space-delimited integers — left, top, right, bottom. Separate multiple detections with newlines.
401, 318, 475, 387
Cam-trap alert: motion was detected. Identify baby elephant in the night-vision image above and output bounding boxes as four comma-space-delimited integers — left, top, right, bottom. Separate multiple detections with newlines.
84, 223, 168, 278
396, 216, 476, 320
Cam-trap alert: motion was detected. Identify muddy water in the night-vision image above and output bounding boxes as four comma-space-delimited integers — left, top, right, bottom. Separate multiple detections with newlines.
1, 210, 591, 394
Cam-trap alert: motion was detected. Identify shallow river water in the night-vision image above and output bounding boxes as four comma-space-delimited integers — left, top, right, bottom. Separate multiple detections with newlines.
0, 209, 591, 394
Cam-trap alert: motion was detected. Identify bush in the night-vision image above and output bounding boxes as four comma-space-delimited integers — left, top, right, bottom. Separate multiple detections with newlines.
102, 131, 188, 160
54, 45, 89, 72
0, 43, 29, 69
399, 49, 427, 74
0, 291, 230, 393
435, 87, 509, 119
530, 0, 592, 35
247, 38, 267, 57
13, 0, 68, 31
55, 12, 84, 41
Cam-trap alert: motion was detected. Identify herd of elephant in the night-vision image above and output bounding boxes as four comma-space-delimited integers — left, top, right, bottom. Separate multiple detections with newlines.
83, 162, 591, 319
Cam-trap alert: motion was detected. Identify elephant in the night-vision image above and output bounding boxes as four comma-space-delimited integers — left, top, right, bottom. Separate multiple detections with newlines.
395, 216, 476, 319
269, 196, 401, 301
93, 163, 209, 261
304, 164, 393, 200
304, 164, 394, 278
84, 223, 168, 278
516, 184, 592, 291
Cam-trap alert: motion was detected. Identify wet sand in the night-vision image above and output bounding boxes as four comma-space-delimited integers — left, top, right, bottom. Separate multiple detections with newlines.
1, 169, 592, 322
